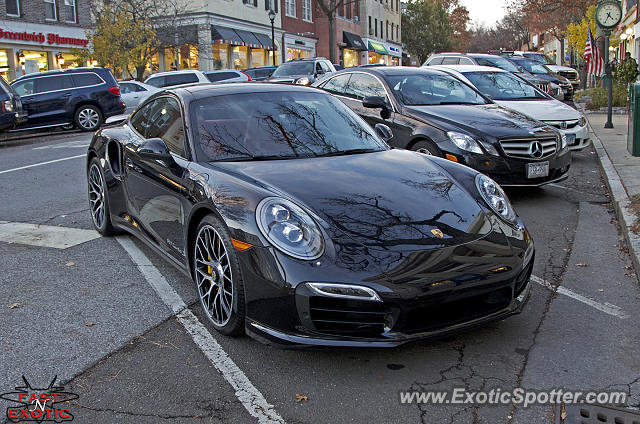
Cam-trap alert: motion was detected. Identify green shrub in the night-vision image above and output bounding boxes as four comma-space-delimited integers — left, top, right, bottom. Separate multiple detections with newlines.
576, 83, 628, 110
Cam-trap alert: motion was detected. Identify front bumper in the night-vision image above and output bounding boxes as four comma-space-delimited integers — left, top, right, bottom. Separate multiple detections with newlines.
561, 124, 590, 151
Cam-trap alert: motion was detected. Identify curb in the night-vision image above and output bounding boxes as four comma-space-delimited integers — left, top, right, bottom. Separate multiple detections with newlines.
588, 120, 640, 275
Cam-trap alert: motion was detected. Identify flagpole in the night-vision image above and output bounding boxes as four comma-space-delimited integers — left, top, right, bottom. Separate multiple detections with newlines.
604, 30, 614, 128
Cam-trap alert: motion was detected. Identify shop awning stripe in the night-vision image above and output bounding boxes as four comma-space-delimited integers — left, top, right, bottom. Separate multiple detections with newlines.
368, 41, 388, 55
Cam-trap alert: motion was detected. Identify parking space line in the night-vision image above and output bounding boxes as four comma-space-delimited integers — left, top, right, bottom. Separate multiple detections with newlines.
116, 236, 286, 424
0, 154, 85, 175
531, 275, 629, 319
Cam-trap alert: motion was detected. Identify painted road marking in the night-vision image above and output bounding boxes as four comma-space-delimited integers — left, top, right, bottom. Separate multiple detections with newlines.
32, 139, 89, 150
0, 221, 100, 249
532, 275, 629, 319
116, 236, 286, 424
0, 154, 85, 175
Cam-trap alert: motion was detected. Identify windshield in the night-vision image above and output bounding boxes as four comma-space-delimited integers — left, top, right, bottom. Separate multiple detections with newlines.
271, 62, 314, 77
514, 59, 551, 75
462, 71, 548, 100
473, 56, 520, 73
523, 52, 554, 65
387, 74, 488, 106
191, 92, 388, 161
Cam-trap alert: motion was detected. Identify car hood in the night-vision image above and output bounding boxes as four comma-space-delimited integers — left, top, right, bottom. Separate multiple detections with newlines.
546, 65, 576, 73
267, 75, 311, 83
404, 103, 553, 140
215, 149, 492, 252
495, 99, 580, 122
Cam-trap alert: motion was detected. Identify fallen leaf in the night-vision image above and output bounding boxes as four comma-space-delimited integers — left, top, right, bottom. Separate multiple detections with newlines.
625, 265, 633, 270
85, 322, 95, 327
295, 394, 308, 403
66, 261, 75, 267
8, 302, 22, 309
598, 289, 604, 292
576, 263, 588, 267
625, 272, 635, 277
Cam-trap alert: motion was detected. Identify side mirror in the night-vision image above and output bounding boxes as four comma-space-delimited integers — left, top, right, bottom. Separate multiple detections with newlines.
374, 123, 393, 142
138, 137, 171, 159
363, 96, 391, 120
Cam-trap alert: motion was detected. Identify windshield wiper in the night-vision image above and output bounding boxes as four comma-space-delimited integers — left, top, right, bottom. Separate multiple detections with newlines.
316, 148, 380, 157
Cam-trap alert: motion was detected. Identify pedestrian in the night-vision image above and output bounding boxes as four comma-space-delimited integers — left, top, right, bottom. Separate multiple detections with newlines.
621, 52, 639, 82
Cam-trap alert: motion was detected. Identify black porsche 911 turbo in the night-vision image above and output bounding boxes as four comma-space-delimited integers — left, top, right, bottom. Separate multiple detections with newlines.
87, 83, 534, 347
313, 66, 571, 187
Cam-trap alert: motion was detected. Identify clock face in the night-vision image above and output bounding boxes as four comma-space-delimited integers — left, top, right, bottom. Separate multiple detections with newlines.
597, 2, 622, 28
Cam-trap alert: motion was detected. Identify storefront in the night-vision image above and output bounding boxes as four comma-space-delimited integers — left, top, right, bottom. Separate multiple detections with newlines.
0, 21, 89, 81
283, 34, 316, 63
341, 31, 366, 67
387, 44, 402, 66
366, 40, 388, 65
209, 25, 278, 70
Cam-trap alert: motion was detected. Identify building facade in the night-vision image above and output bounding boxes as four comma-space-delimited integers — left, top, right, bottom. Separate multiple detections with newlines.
359, 0, 401, 66
0, 0, 92, 80
279, 0, 317, 62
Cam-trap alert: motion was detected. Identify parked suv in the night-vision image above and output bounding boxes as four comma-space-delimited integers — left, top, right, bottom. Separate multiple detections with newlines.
0, 76, 26, 131
11, 67, 125, 132
266, 58, 336, 85
503, 56, 574, 100
504, 51, 581, 90
424, 53, 553, 95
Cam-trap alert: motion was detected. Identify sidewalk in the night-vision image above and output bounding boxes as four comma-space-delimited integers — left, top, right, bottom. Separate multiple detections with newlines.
586, 112, 640, 272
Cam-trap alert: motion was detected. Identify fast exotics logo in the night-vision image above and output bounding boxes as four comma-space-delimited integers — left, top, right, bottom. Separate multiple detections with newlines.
1, 376, 78, 423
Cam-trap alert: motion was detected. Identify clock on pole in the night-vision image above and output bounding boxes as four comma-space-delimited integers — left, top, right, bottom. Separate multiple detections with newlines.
596, 1, 621, 128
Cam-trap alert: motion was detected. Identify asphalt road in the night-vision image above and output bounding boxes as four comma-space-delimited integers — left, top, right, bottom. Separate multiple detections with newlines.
0, 131, 638, 424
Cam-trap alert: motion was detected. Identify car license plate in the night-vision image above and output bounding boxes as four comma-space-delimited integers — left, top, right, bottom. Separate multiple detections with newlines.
527, 161, 549, 178
566, 134, 576, 145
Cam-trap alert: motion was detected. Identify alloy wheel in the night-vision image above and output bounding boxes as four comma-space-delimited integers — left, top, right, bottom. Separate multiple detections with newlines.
194, 225, 234, 327
78, 108, 99, 130
416, 147, 433, 155
88, 163, 105, 229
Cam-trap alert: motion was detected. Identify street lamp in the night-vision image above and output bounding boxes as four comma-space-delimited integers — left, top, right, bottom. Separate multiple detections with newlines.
268, 9, 276, 66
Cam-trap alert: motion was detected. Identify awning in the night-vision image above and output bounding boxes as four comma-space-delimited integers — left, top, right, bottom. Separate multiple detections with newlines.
343, 31, 366, 50
211, 25, 244, 46
368, 41, 388, 55
211, 25, 275, 50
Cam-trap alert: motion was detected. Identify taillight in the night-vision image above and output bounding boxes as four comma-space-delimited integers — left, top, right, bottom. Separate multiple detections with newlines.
241, 71, 252, 81
108, 86, 121, 96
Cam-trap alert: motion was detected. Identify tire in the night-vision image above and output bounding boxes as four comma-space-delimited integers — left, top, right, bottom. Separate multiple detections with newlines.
411, 140, 439, 156
87, 158, 116, 236
192, 214, 246, 336
75, 105, 103, 132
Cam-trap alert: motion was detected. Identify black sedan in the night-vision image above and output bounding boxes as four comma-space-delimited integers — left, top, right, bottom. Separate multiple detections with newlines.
87, 83, 533, 347
313, 66, 572, 187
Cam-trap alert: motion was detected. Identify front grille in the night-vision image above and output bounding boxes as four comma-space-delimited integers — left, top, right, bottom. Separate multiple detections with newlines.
543, 120, 580, 129
514, 260, 533, 298
499, 137, 558, 159
535, 81, 550, 93
309, 296, 391, 337
557, 70, 579, 81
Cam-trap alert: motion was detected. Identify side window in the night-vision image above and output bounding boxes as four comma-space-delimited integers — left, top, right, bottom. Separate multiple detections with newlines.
427, 57, 443, 65
441, 57, 460, 65
145, 76, 165, 88
71, 73, 103, 87
34, 75, 73, 93
320, 61, 331, 73
130, 99, 157, 138
12, 80, 35, 96
315, 62, 323, 74
206, 72, 239, 82
459, 58, 474, 65
165, 73, 199, 86
320, 73, 351, 95
346, 73, 387, 100
146, 97, 186, 157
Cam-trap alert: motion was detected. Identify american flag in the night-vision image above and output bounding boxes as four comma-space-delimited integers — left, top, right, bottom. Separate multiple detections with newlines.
584, 28, 604, 77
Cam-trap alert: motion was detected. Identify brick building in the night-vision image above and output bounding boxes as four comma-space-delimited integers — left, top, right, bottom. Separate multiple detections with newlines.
0, 0, 92, 80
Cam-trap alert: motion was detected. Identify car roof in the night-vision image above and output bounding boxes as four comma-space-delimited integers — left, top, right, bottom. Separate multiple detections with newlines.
163, 82, 323, 100
338, 65, 449, 77
430, 65, 509, 73
13, 67, 107, 81
147, 70, 203, 77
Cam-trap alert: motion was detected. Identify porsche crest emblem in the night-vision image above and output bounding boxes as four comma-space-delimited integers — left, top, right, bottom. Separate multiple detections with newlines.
430, 228, 444, 239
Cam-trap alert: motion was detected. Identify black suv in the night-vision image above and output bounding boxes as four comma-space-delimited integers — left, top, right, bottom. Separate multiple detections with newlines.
424, 53, 553, 95
11, 67, 125, 132
0, 76, 27, 131
266, 58, 336, 85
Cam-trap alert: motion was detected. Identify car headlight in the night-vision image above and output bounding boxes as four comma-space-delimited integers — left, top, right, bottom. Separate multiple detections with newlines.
447, 132, 483, 154
475, 174, 517, 224
560, 133, 567, 150
256, 197, 324, 260
579, 115, 587, 127
295, 77, 310, 86
477, 140, 499, 156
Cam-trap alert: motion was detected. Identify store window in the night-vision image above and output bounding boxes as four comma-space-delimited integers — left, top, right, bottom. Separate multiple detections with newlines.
302, 0, 311, 21
285, 0, 296, 17
58, 52, 80, 68
368, 52, 385, 65
343, 49, 358, 67
44, 0, 57, 20
0, 50, 8, 80
165, 45, 198, 70
286, 47, 309, 62
62, 0, 76, 23
19, 50, 49, 73
232, 45, 248, 69
6, 0, 20, 16
251, 49, 267, 67
212, 45, 229, 69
